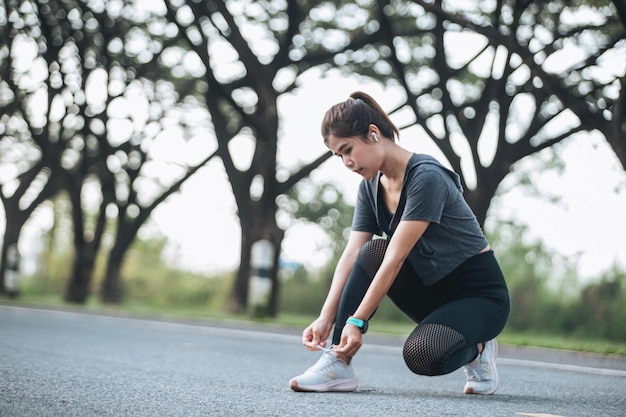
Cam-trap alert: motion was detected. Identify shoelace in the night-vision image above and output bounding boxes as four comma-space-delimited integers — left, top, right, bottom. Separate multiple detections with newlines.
464, 355, 492, 381
463, 363, 481, 381
306, 345, 339, 373
315, 344, 334, 353
477, 359, 493, 379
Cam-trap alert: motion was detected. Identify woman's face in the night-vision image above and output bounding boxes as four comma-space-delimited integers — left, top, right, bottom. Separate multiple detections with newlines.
326, 134, 380, 180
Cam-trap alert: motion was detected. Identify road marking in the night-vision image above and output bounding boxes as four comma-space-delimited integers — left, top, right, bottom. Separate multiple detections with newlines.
516, 413, 566, 417
498, 357, 626, 377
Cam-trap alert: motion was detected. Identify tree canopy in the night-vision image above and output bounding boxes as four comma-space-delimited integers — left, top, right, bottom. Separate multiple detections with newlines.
1, 0, 624, 316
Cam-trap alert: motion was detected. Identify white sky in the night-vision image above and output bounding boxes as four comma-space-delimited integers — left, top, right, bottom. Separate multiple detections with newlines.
148, 71, 626, 280
2, 6, 625, 282
3, 70, 625, 281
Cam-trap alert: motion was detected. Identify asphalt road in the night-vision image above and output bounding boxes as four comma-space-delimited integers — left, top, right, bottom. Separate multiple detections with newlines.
1, 304, 625, 417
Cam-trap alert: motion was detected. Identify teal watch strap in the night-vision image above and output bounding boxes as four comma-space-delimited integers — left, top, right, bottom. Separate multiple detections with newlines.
346, 316, 368, 333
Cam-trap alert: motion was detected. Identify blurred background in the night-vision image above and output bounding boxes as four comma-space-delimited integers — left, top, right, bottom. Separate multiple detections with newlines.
1, 0, 625, 347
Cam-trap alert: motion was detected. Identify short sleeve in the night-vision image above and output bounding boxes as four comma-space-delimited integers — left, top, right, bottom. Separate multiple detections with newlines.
401, 168, 451, 224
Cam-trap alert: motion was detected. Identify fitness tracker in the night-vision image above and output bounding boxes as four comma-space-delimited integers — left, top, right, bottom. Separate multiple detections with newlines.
346, 316, 368, 334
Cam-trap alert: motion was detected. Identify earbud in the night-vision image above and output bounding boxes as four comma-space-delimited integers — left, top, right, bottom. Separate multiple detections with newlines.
371, 132, 379, 142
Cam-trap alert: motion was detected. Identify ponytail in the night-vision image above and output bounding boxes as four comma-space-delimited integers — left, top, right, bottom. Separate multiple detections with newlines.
321, 91, 400, 144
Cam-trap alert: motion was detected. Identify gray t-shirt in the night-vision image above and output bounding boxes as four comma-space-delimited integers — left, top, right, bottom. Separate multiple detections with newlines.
352, 153, 489, 286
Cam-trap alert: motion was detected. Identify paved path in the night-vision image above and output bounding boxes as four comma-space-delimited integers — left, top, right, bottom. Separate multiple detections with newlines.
1, 305, 625, 416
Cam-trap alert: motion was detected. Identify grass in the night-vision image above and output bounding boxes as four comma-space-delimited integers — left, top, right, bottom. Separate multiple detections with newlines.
496, 330, 626, 355
4, 293, 626, 356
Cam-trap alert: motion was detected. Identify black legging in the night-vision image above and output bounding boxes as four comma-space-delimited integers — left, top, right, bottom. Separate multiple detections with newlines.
332, 238, 510, 376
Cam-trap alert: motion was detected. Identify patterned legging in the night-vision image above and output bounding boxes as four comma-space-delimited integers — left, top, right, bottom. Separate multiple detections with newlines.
332, 239, 510, 376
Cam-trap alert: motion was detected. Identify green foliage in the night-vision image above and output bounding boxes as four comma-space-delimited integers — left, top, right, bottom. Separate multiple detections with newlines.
278, 179, 354, 253
21, 230, 233, 310
279, 266, 329, 315
120, 238, 231, 309
488, 220, 626, 342
560, 266, 626, 341
20, 252, 70, 297
278, 264, 421, 324
488, 220, 564, 331
277, 179, 365, 315
16, 196, 626, 347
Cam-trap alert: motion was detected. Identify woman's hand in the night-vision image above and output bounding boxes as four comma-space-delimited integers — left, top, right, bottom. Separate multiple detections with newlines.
334, 324, 363, 358
302, 317, 333, 351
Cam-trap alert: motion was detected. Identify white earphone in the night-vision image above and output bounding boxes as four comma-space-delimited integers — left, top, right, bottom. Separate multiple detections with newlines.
371, 132, 379, 142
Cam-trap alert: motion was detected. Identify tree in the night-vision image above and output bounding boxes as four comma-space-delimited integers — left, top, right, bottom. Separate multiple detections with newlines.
0, 1, 62, 294
158, 0, 624, 316
612, 0, 626, 27
160, 0, 333, 315
329, 0, 625, 224
3, 0, 623, 316
278, 179, 355, 271
1, 0, 219, 303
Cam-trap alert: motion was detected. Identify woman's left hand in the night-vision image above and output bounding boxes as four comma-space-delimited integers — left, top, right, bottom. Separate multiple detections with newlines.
334, 324, 363, 358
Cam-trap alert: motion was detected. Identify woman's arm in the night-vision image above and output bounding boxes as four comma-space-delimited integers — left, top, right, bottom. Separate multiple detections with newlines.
302, 230, 372, 350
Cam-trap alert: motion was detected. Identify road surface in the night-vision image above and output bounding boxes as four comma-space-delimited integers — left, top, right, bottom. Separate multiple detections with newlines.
1, 304, 625, 416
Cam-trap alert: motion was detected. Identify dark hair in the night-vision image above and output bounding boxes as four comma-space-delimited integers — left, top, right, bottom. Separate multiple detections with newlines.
321, 91, 400, 144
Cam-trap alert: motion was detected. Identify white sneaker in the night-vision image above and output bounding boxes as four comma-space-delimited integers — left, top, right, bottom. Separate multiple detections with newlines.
463, 339, 499, 395
289, 348, 358, 392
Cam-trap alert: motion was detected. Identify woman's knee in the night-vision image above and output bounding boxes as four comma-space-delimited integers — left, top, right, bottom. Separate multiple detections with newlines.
402, 323, 467, 376
356, 239, 388, 278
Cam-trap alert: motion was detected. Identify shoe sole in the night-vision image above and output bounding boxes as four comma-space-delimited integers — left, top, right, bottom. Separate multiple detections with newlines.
290, 377, 358, 392
464, 340, 499, 395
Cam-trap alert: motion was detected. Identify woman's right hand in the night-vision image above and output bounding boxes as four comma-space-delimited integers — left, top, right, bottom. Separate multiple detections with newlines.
302, 317, 333, 351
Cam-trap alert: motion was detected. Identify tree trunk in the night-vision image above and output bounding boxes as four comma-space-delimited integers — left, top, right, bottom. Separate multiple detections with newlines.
100, 223, 137, 303
100, 249, 125, 304
608, 77, 626, 171
0, 224, 22, 297
228, 230, 253, 315
63, 244, 96, 304
465, 164, 509, 227
613, 0, 626, 27
0, 162, 58, 295
228, 201, 285, 317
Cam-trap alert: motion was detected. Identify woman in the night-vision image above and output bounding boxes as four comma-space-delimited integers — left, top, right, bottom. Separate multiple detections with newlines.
289, 92, 510, 395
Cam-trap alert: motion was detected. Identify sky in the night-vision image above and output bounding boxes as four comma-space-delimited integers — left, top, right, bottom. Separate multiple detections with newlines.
4, 69, 624, 282
2, 6, 625, 283
161, 4, 625, 281
147, 70, 626, 281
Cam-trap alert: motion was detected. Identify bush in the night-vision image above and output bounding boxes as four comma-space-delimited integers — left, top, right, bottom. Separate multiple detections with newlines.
489, 222, 626, 342
278, 264, 415, 325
